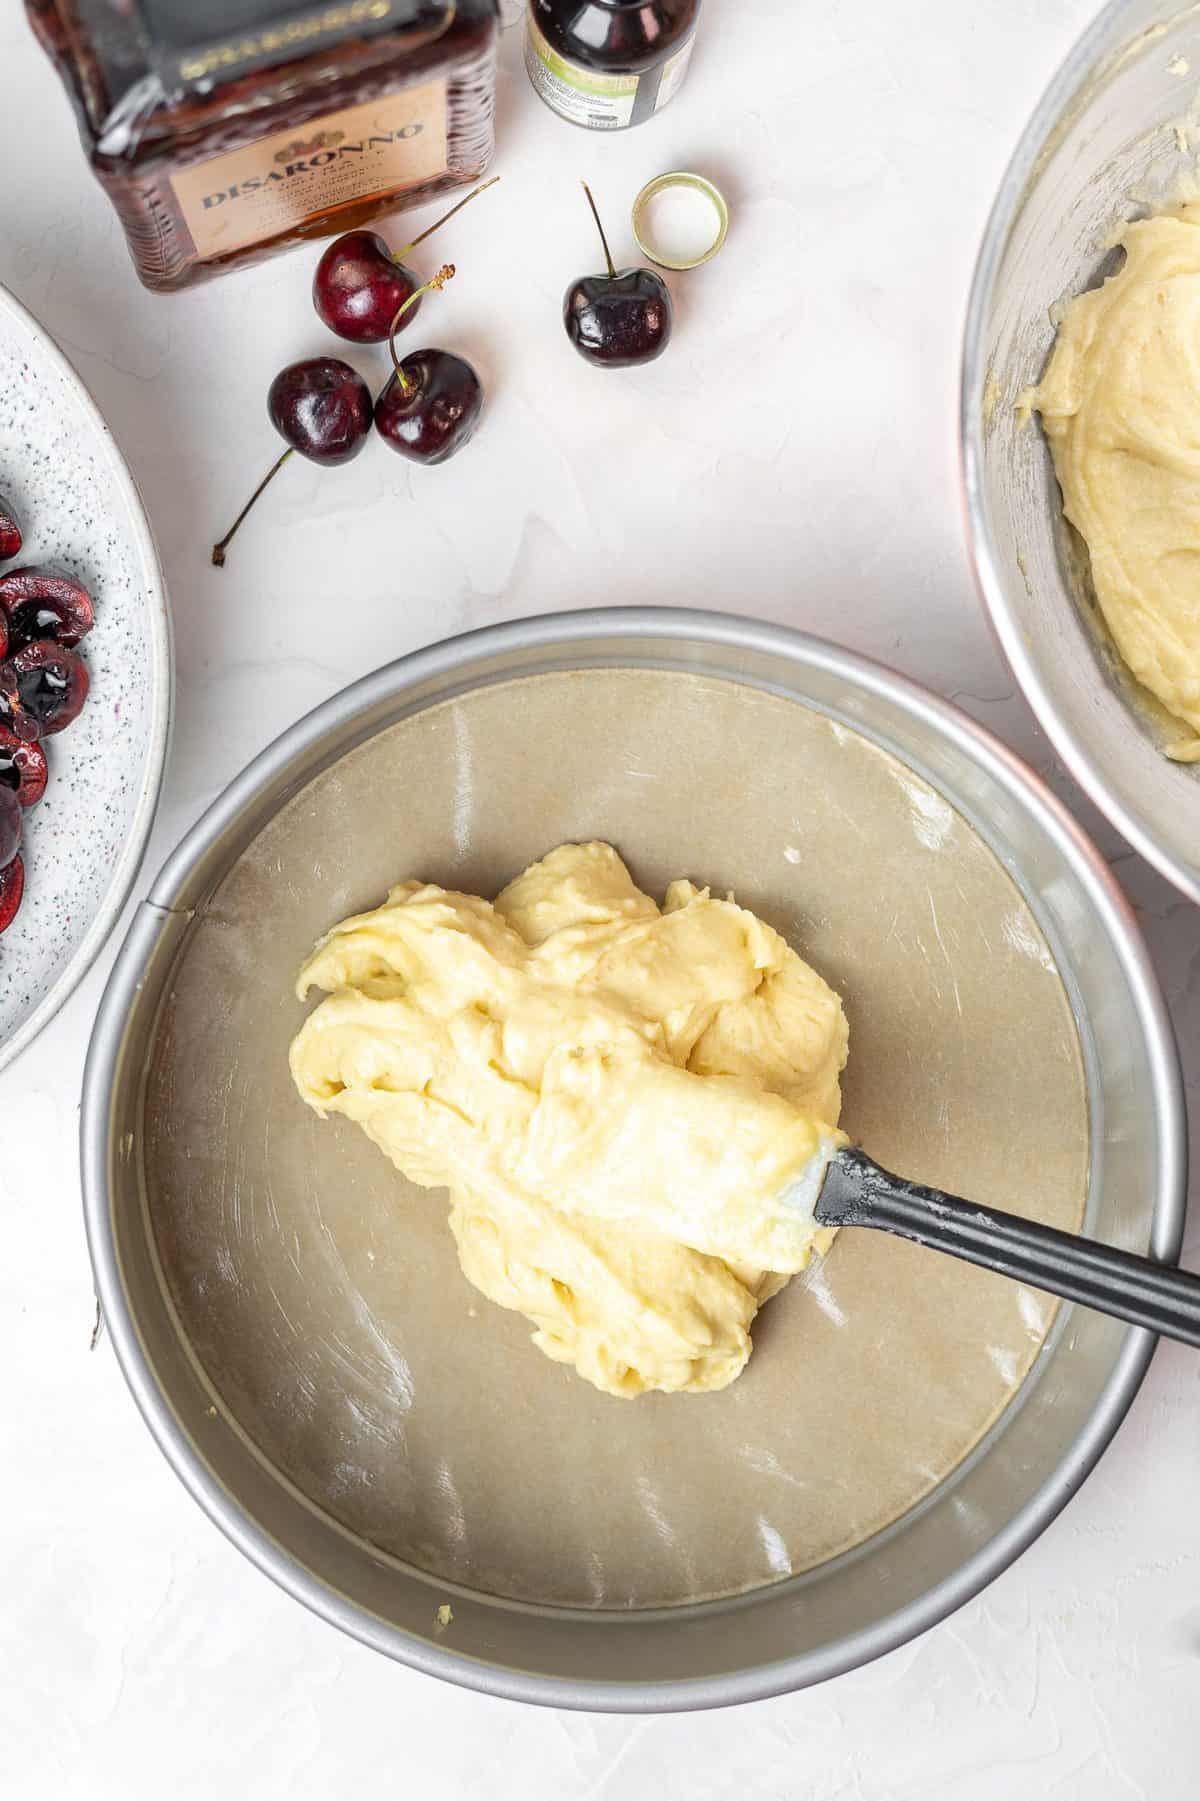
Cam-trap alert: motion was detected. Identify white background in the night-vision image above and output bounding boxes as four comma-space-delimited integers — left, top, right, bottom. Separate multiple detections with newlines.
3, 1, 1199, 1795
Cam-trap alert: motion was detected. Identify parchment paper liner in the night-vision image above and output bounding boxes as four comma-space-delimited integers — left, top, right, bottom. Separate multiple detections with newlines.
144, 669, 1087, 1607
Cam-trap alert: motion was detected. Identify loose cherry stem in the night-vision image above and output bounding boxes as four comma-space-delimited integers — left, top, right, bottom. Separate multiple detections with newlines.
211, 446, 293, 568
388, 263, 456, 391
391, 176, 499, 263
581, 181, 616, 280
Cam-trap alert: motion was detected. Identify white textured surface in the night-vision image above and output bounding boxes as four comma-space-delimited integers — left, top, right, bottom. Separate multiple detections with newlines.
2, 1, 1198, 1794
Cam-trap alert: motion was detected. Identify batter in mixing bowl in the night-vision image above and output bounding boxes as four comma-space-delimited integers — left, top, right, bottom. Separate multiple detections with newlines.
1029, 203, 1200, 761
290, 841, 848, 1398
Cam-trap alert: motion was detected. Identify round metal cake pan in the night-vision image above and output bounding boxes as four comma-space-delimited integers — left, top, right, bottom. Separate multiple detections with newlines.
81, 609, 1185, 1711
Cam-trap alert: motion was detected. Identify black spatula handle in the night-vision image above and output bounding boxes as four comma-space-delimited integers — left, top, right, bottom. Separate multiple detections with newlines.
817, 1148, 1200, 1347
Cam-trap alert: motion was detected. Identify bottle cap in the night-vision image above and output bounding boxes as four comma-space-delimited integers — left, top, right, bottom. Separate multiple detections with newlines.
631, 172, 729, 271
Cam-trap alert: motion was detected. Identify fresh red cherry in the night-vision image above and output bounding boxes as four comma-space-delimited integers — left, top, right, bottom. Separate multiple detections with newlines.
564, 184, 673, 369
0, 851, 23, 934
374, 264, 483, 465
0, 565, 94, 652
375, 351, 483, 464
2, 639, 90, 737
0, 784, 21, 870
0, 493, 21, 562
0, 724, 48, 806
265, 357, 372, 462
313, 232, 422, 345
212, 356, 373, 566
313, 178, 498, 344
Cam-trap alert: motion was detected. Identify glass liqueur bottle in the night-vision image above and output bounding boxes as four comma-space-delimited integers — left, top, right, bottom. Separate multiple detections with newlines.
28, 0, 500, 292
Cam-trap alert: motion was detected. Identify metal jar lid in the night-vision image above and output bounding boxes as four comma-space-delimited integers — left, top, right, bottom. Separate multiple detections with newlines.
631, 171, 729, 271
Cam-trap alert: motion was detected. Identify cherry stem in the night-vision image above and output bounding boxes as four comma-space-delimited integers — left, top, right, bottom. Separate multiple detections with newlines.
211, 446, 294, 568
391, 176, 500, 262
388, 263, 456, 392
581, 181, 616, 280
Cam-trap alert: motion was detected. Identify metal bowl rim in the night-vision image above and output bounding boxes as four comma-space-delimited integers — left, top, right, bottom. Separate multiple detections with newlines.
80, 605, 1186, 1712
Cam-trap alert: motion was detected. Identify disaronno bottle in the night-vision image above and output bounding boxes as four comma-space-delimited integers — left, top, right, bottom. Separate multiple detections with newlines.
28, 0, 499, 292
525, 0, 699, 132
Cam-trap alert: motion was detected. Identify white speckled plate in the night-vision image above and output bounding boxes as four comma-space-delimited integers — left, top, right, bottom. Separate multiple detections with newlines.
0, 284, 171, 1074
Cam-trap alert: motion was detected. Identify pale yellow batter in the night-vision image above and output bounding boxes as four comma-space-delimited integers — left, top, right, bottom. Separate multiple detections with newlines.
1030, 204, 1200, 761
290, 842, 848, 1397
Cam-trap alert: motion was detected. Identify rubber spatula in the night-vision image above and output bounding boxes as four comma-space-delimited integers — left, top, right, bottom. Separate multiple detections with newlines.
801, 1146, 1200, 1347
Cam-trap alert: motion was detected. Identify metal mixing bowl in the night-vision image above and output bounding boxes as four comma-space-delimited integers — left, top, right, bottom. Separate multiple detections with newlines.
81, 610, 1185, 1710
963, 0, 1200, 902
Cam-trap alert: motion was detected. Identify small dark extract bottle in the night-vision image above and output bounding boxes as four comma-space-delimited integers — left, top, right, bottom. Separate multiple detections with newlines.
525, 0, 701, 132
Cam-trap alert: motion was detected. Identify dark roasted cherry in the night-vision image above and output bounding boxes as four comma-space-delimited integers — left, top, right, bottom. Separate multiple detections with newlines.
0, 784, 21, 870
0, 724, 48, 806
0, 674, 38, 743
212, 356, 373, 566
3, 639, 90, 737
564, 184, 673, 369
0, 851, 23, 934
312, 178, 497, 344
0, 565, 94, 652
0, 493, 20, 562
373, 263, 482, 465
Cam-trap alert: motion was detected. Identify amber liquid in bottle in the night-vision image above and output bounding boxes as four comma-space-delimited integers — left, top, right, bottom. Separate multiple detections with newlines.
28, 0, 499, 292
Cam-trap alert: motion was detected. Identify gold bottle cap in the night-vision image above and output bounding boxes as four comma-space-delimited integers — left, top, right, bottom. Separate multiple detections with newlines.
632, 171, 729, 271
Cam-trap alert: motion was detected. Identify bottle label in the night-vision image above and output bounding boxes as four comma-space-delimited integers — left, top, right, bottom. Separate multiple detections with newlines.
654, 35, 695, 112
170, 79, 449, 260
525, 15, 638, 130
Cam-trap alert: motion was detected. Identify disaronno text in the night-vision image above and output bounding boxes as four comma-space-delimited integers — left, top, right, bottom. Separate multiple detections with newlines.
200, 119, 426, 210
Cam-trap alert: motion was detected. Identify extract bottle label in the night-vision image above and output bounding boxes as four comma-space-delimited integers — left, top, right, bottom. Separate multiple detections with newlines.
525, 15, 695, 131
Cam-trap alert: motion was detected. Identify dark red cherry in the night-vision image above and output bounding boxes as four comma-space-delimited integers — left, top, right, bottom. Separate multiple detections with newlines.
3, 639, 90, 737
313, 232, 422, 344
375, 351, 483, 465
0, 724, 48, 806
267, 357, 373, 464
0, 851, 24, 934
0, 565, 94, 652
372, 261, 482, 465
312, 179, 497, 345
564, 184, 673, 369
0, 493, 21, 562
565, 267, 672, 367
212, 356, 373, 567
0, 784, 21, 870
